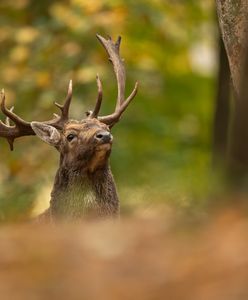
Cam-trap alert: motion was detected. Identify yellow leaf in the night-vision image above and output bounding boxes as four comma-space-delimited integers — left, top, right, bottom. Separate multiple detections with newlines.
15, 27, 39, 44
9, 46, 30, 63
35, 72, 51, 88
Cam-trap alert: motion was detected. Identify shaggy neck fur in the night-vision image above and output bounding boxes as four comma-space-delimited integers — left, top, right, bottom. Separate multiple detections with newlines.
49, 161, 119, 220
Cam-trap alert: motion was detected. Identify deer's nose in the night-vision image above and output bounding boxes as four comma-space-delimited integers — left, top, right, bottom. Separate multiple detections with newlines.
95, 131, 113, 143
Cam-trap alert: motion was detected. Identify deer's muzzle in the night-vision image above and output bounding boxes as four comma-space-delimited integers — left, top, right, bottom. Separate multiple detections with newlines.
94, 131, 113, 144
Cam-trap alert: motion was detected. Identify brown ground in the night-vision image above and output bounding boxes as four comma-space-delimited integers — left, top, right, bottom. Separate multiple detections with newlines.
0, 208, 248, 300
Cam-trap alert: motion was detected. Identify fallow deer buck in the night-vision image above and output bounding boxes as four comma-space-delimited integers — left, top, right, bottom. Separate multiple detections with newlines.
0, 35, 138, 220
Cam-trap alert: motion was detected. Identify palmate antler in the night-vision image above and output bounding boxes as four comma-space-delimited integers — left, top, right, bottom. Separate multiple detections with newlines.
0, 81, 72, 150
0, 35, 138, 149
88, 35, 138, 127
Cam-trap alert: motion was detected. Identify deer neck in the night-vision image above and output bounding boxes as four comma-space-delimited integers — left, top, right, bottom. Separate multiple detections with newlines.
49, 160, 119, 219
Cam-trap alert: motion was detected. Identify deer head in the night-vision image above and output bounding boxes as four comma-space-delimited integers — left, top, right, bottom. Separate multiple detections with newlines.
0, 35, 138, 173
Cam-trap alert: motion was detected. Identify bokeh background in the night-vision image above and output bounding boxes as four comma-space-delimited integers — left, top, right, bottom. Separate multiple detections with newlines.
0, 0, 217, 220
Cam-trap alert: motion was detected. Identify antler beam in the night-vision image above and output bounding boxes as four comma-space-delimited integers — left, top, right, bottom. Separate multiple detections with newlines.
0, 35, 138, 149
89, 35, 138, 127
0, 81, 73, 150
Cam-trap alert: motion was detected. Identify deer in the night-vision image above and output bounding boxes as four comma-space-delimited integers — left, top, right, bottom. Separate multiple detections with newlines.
0, 35, 138, 221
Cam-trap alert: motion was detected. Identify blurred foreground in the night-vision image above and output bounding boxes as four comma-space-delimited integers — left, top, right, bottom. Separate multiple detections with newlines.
1, 206, 248, 300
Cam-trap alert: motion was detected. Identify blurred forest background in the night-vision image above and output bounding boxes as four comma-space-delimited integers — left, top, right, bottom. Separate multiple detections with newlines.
0, 0, 217, 220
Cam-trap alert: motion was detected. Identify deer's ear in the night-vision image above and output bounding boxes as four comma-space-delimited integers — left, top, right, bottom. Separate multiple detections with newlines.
31, 122, 61, 146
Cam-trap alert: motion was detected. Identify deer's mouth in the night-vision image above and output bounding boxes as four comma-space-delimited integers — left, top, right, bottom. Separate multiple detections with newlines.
88, 144, 112, 172
96, 142, 112, 152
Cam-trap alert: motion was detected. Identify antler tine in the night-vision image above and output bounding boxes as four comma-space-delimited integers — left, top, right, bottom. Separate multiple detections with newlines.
54, 79, 72, 120
89, 74, 103, 119
98, 81, 138, 126
1, 89, 31, 128
0, 90, 35, 150
5, 106, 14, 126
95, 34, 138, 127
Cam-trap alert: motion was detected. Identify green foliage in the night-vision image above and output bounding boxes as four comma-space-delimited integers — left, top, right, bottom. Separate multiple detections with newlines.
0, 0, 216, 219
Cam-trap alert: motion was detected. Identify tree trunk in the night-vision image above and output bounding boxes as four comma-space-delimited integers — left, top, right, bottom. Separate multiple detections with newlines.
227, 39, 248, 179
212, 35, 231, 167
216, 0, 248, 95
216, 1, 248, 182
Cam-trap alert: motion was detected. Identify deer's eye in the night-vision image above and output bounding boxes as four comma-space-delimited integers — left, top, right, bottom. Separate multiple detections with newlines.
67, 134, 75, 142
